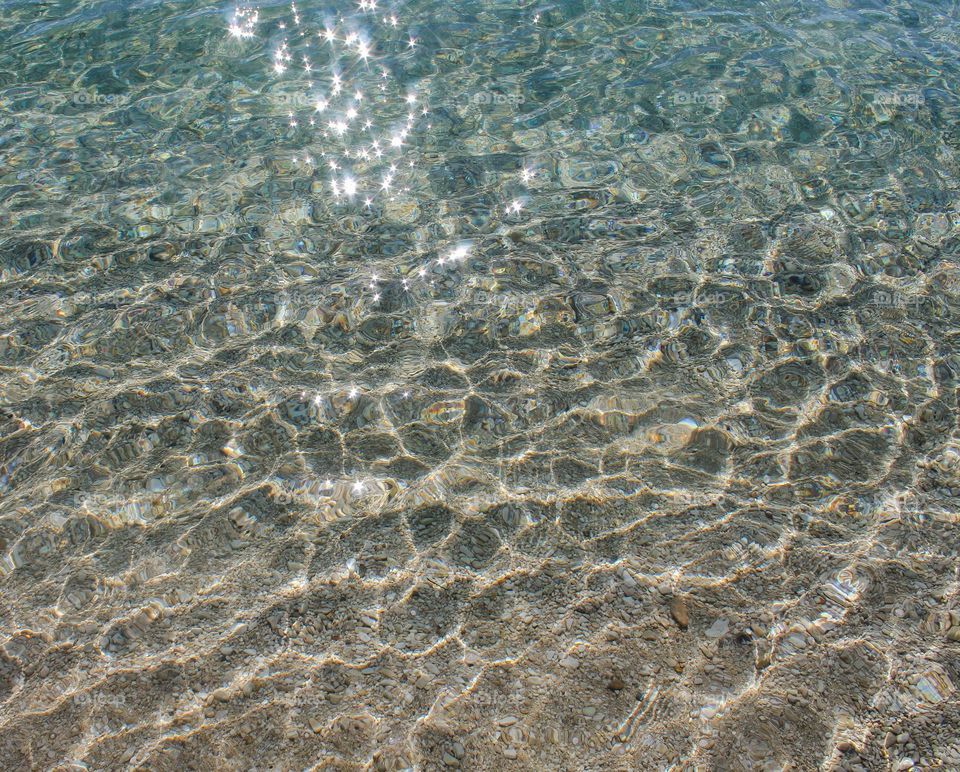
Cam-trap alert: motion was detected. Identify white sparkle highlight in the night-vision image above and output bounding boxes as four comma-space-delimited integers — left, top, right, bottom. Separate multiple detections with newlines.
232, 4, 432, 211
228, 7, 258, 39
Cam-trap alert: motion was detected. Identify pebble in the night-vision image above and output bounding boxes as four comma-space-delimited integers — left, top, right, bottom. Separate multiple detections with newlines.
383, 198, 420, 223
705, 618, 729, 638
607, 676, 626, 691
442, 752, 461, 767
670, 596, 689, 629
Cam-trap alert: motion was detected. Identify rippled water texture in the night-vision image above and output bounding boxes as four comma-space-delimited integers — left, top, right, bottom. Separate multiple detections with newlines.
2, 0, 960, 768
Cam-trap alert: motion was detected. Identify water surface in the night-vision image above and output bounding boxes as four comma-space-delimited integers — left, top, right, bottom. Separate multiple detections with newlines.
1, 0, 960, 768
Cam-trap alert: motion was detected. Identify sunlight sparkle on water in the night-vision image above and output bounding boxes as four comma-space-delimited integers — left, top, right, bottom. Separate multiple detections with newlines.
225, 1, 530, 306
240, 0, 427, 210
228, 7, 258, 39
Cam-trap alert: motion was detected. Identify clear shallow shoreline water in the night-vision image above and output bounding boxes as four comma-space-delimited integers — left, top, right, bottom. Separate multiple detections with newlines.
1, 0, 960, 769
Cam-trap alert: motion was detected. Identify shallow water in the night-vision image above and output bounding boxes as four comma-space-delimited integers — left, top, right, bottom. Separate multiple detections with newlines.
1, 0, 960, 768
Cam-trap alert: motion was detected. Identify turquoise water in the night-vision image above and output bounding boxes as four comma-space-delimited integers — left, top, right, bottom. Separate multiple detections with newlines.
1, 0, 960, 768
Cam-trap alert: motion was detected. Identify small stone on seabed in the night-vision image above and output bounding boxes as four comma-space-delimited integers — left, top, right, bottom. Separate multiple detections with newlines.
705, 618, 729, 638
670, 596, 689, 629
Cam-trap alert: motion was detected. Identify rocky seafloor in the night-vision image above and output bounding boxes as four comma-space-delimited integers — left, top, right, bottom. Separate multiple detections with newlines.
1, 0, 960, 769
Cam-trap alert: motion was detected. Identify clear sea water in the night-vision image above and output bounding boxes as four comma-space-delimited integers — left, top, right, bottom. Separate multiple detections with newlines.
1, 0, 959, 769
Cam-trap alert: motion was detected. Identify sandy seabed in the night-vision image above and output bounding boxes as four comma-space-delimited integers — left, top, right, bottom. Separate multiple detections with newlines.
2, 0, 960, 769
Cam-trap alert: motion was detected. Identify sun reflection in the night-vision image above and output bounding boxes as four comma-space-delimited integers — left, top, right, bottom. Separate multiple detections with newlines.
233, 3, 435, 208
226, 3, 533, 328
273, 41, 291, 74
228, 7, 259, 39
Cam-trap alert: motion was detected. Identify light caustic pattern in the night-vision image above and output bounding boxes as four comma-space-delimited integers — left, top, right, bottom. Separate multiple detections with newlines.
3, 0, 960, 768
230, 2, 426, 208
